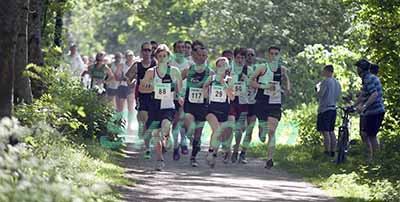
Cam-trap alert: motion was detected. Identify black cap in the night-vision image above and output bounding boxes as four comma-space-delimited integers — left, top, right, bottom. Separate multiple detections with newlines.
324, 64, 334, 73
355, 59, 370, 71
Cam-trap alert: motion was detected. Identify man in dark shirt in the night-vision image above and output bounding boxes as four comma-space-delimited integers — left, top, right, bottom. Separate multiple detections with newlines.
353, 59, 385, 161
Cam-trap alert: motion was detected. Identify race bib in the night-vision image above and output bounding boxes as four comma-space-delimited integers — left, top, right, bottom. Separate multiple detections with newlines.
210, 85, 227, 103
234, 81, 246, 96
264, 81, 281, 104
154, 83, 172, 100
188, 87, 204, 104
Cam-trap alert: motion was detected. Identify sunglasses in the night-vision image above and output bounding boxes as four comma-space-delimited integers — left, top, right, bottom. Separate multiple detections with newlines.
247, 53, 255, 57
142, 48, 152, 52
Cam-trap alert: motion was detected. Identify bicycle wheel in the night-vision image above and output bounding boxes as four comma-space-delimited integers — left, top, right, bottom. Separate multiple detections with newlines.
336, 127, 346, 164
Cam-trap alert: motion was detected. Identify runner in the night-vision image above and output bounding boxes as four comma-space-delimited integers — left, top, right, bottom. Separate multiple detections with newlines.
133, 42, 157, 159
225, 47, 249, 164
250, 46, 291, 169
240, 48, 258, 164
150, 40, 158, 59
204, 57, 234, 168
106, 52, 123, 106
169, 40, 192, 159
184, 40, 193, 63
222, 50, 234, 65
88, 51, 114, 94
115, 50, 136, 132
181, 46, 211, 167
141, 44, 183, 171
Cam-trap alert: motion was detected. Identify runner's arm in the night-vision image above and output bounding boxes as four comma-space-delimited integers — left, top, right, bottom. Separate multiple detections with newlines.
105, 66, 115, 82
225, 77, 235, 101
172, 67, 184, 105
250, 67, 264, 89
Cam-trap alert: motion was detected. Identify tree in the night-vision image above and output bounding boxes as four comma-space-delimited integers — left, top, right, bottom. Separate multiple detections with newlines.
14, 0, 34, 104
0, 0, 20, 118
343, 0, 400, 136
29, 0, 44, 66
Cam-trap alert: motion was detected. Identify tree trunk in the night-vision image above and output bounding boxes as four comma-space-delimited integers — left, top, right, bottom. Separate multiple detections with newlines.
29, 0, 44, 66
29, 0, 45, 98
15, 0, 33, 104
0, 1, 19, 118
54, 2, 63, 47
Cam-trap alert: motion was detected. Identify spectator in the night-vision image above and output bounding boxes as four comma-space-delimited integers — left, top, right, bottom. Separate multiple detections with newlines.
315, 65, 341, 158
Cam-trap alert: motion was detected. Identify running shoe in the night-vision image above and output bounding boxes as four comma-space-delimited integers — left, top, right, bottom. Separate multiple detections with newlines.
190, 158, 198, 167
223, 151, 231, 164
155, 160, 165, 171
238, 152, 248, 164
173, 147, 180, 161
144, 150, 151, 160
181, 144, 189, 155
265, 159, 274, 169
206, 153, 216, 168
231, 151, 238, 163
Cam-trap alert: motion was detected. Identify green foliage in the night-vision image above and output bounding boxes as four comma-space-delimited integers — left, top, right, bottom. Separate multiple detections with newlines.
0, 117, 125, 202
342, 0, 400, 161
290, 44, 360, 107
16, 63, 123, 141
248, 144, 400, 202
196, 0, 350, 56
284, 103, 321, 147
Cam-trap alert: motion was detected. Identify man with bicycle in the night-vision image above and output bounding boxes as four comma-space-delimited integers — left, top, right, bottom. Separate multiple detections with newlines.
316, 65, 342, 158
354, 59, 385, 161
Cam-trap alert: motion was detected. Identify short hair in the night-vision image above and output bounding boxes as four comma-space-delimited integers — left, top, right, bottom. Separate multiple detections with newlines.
185, 41, 192, 46
150, 41, 158, 45
192, 40, 205, 50
233, 47, 246, 57
324, 64, 334, 73
246, 48, 256, 55
125, 50, 134, 56
95, 51, 106, 61
154, 44, 172, 57
370, 63, 379, 75
268, 46, 281, 52
355, 59, 371, 71
222, 50, 233, 56
141, 41, 151, 49
173, 40, 185, 50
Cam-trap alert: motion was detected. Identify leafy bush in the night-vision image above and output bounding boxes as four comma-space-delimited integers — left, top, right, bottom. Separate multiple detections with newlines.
0, 117, 119, 202
17, 64, 123, 141
284, 103, 322, 147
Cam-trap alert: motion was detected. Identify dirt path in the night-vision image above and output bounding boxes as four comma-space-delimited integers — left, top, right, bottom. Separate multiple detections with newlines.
118, 145, 335, 202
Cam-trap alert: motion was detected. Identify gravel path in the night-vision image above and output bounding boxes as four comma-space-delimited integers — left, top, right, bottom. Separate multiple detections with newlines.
118, 144, 335, 202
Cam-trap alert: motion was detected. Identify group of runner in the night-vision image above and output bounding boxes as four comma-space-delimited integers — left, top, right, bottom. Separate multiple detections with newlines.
77, 40, 291, 171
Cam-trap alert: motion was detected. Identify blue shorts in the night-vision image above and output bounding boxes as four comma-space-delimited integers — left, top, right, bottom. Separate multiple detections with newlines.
255, 101, 282, 121
106, 88, 118, 96
317, 109, 337, 132
207, 102, 230, 122
184, 102, 207, 122
247, 104, 256, 117
117, 86, 133, 99
360, 113, 384, 136
136, 93, 152, 111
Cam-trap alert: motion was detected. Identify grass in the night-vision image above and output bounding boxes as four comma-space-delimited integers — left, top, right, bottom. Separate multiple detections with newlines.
247, 143, 399, 202
80, 139, 134, 201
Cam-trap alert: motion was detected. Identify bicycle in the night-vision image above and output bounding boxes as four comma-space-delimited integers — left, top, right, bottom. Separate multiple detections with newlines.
336, 106, 356, 164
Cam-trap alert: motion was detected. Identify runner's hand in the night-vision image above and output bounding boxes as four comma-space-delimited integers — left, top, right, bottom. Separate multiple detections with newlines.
178, 97, 184, 106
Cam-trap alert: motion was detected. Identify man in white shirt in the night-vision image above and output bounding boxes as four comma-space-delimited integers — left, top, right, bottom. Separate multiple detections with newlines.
64, 44, 85, 77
